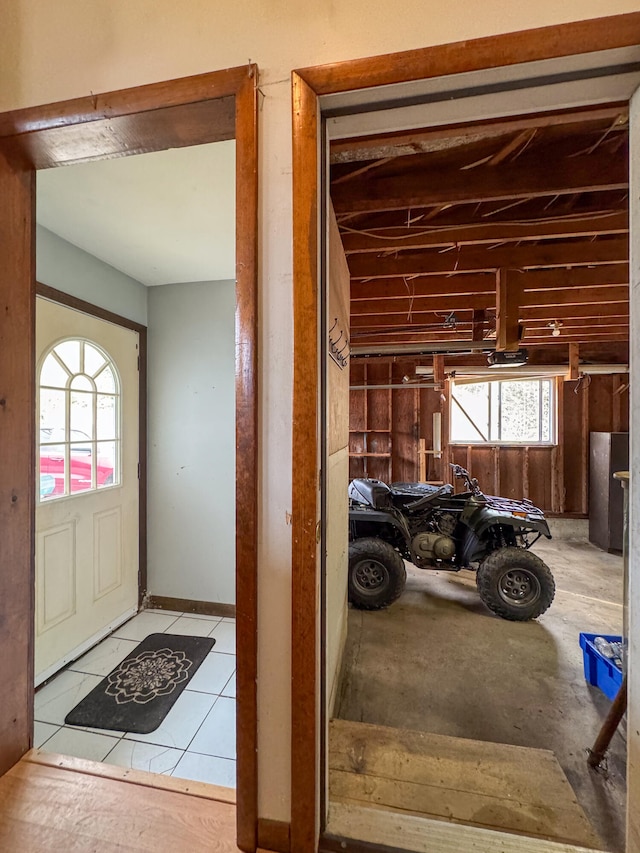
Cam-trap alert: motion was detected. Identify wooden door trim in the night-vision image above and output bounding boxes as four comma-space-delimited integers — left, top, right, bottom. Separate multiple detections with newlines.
295, 11, 640, 95
0, 65, 259, 853
36, 282, 146, 334
291, 72, 321, 853
290, 13, 640, 852
35, 282, 148, 606
0, 148, 35, 782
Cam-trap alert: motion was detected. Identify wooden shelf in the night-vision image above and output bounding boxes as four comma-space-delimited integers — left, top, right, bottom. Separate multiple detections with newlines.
349, 428, 392, 433
349, 452, 392, 458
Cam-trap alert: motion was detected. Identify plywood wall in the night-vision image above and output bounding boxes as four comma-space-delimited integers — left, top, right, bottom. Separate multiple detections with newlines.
349, 362, 629, 515
326, 207, 351, 715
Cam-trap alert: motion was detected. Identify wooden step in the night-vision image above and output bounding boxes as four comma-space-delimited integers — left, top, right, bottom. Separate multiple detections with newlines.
0, 750, 240, 852
329, 719, 602, 850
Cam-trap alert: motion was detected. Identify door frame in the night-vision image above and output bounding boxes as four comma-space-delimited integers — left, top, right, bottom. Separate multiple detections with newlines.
35, 282, 148, 611
0, 66, 258, 852
290, 13, 640, 852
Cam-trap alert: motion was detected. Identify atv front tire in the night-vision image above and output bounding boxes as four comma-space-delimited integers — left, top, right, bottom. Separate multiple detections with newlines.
348, 538, 406, 610
476, 547, 555, 621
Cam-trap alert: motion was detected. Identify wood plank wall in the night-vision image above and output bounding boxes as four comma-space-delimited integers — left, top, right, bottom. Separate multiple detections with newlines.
348, 361, 629, 516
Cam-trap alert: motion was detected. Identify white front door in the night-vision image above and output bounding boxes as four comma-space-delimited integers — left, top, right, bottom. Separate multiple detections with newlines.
35, 297, 140, 684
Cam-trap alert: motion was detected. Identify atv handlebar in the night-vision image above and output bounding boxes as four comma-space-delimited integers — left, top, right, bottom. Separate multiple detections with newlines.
449, 463, 483, 497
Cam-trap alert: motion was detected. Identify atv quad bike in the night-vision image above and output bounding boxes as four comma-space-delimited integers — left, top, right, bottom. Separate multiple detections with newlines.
348, 463, 555, 621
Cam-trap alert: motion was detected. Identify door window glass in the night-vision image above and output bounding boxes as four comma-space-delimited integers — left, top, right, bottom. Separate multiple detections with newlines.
38, 339, 121, 500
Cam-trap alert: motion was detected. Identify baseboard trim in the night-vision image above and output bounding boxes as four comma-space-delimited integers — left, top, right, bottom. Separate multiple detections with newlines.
145, 596, 236, 619
257, 818, 291, 852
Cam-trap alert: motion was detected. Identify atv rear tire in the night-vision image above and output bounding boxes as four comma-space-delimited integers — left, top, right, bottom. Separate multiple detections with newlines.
348, 538, 406, 610
477, 547, 555, 621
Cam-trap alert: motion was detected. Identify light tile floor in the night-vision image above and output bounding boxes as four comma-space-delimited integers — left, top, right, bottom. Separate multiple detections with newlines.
34, 609, 237, 788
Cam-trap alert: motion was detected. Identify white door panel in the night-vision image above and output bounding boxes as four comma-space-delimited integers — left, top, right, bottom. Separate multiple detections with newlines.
35, 297, 139, 683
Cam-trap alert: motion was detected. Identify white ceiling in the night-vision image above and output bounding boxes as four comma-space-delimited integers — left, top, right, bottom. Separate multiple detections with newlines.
37, 140, 236, 286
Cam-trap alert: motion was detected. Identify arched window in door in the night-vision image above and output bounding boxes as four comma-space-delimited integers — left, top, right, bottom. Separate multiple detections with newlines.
38, 339, 121, 500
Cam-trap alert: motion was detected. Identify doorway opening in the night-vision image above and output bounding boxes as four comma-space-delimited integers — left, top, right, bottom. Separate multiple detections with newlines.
290, 14, 640, 853
32, 140, 239, 785
0, 67, 258, 851
326, 106, 629, 853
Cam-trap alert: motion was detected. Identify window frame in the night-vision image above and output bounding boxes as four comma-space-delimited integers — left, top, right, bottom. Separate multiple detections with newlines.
448, 377, 557, 447
37, 336, 122, 502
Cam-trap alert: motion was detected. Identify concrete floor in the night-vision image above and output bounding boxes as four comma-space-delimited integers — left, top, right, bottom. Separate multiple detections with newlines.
335, 529, 626, 852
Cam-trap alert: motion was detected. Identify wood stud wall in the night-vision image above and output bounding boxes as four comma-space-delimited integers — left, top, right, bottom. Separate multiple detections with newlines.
348, 363, 628, 515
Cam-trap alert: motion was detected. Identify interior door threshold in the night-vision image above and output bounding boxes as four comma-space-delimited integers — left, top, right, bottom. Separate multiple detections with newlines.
27, 749, 237, 804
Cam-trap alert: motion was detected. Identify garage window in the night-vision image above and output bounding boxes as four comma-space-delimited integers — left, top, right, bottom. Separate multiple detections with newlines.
38, 339, 120, 500
450, 378, 555, 445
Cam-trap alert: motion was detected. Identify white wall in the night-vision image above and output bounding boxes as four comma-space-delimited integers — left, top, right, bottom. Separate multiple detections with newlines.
147, 279, 236, 605
36, 225, 148, 325
2, 0, 638, 825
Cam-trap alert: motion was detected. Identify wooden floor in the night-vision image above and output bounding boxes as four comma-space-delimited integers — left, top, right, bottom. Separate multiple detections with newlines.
329, 719, 603, 850
0, 750, 240, 852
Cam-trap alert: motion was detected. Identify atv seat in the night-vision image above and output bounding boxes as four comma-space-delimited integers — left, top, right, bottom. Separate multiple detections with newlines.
390, 482, 453, 510
348, 478, 392, 509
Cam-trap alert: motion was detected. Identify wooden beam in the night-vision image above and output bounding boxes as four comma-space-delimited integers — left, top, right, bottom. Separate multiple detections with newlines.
351, 317, 629, 337
522, 303, 628, 321
351, 306, 628, 328
525, 326, 628, 339
351, 265, 628, 301
353, 293, 495, 316
525, 318, 628, 331
580, 380, 590, 515
523, 285, 628, 308
332, 151, 627, 216
0, 150, 35, 776
568, 343, 580, 381
352, 330, 629, 347
330, 104, 628, 160
433, 355, 445, 387
472, 310, 486, 341
496, 269, 521, 352
336, 194, 630, 231
290, 71, 320, 853
348, 239, 627, 279
339, 212, 628, 253
351, 285, 628, 319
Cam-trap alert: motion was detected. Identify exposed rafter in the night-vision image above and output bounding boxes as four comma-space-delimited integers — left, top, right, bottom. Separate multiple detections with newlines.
331, 108, 629, 357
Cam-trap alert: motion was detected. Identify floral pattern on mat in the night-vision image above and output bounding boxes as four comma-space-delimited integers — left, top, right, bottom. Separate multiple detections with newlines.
105, 649, 193, 705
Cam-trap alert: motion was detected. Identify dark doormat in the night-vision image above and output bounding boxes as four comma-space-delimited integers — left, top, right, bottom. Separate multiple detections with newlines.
65, 633, 215, 734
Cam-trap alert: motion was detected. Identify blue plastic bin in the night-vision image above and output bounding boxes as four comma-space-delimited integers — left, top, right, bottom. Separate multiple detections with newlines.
579, 633, 623, 701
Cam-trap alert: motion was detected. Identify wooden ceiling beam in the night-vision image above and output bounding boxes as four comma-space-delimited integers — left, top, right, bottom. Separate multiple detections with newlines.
523, 285, 628, 307
348, 238, 628, 279
524, 328, 629, 340
521, 303, 628, 321
351, 305, 629, 328
496, 268, 522, 352
523, 316, 628, 329
352, 293, 495, 316
351, 313, 629, 334
339, 212, 628, 253
352, 274, 493, 300
330, 104, 628, 161
568, 343, 580, 380
351, 330, 629, 346
351, 285, 628, 318
336, 195, 629, 230
332, 151, 627, 216
472, 309, 486, 342
350, 264, 628, 301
